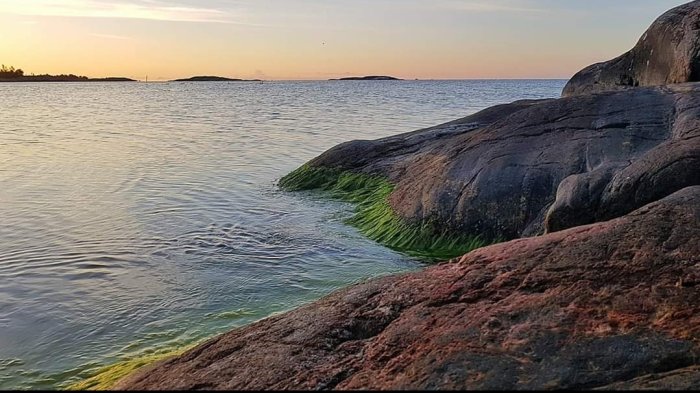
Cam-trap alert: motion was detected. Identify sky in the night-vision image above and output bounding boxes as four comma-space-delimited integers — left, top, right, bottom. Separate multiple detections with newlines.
0, 0, 690, 80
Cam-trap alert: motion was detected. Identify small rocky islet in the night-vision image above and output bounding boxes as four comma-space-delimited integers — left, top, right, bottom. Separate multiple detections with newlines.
114, 1, 700, 390
171, 76, 262, 82
330, 75, 402, 80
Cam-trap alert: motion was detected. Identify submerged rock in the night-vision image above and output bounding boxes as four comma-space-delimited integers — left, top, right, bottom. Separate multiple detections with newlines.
563, 0, 700, 97
116, 187, 700, 390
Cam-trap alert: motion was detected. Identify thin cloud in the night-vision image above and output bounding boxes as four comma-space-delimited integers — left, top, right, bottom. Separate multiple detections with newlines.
0, 0, 240, 23
437, 0, 545, 13
90, 32, 132, 40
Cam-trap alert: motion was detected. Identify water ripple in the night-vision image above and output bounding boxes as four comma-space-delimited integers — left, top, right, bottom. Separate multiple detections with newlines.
0, 80, 566, 389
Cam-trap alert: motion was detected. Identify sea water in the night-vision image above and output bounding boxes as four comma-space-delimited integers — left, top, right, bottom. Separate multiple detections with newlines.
0, 79, 566, 388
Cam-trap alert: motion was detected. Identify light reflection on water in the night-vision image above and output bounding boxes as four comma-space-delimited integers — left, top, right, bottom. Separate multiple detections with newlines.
0, 80, 565, 388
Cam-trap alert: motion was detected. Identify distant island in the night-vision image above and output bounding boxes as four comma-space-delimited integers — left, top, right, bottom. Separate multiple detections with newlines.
330, 75, 402, 81
172, 76, 262, 82
0, 65, 135, 82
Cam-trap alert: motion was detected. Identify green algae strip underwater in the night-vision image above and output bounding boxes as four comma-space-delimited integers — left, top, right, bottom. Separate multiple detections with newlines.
279, 164, 488, 261
64, 344, 197, 390
66, 165, 487, 390
64, 309, 260, 390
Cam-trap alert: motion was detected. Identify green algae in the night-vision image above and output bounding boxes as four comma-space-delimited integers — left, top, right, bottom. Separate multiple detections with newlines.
64, 344, 197, 391
280, 165, 488, 260
65, 165, 487, 390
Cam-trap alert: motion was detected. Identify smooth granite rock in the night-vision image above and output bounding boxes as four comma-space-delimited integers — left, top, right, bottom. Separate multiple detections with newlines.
306, 84, 699, 242
563, 0, 700, 97
116, 187, 700, 390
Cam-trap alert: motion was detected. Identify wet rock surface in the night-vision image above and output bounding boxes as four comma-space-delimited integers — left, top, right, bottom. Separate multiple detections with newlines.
117, 187, 700, 390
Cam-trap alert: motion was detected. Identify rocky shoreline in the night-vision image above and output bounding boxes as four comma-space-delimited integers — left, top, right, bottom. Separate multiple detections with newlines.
117, 187, 700, 390
113, 1, 700, 390
0, 76, 136, 82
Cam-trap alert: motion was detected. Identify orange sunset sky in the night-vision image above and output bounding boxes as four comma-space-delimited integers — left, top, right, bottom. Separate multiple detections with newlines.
0, 0, 689, 81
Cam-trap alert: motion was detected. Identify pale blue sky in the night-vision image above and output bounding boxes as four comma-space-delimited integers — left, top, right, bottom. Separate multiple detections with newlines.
0, 0, 689, 80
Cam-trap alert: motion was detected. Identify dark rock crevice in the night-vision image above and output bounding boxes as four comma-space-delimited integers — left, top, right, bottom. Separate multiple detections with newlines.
595, 365, 700, 390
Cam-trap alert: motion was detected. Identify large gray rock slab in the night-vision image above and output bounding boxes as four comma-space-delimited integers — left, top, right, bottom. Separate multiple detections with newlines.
308, 84, 700, 242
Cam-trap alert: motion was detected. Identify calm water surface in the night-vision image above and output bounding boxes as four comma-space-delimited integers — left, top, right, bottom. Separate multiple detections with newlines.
0, 80, 566, 388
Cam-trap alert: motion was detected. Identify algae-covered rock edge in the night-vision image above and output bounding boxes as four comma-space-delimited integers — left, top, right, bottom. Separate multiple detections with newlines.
64, 164, 490, 391
279, 164, 489, 261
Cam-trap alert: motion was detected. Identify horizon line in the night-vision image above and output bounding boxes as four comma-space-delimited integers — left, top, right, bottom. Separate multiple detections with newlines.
121, 77, 573, 82
3, 67, 573, 82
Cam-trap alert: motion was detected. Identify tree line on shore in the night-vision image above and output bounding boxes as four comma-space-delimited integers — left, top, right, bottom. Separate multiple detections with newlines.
1, 64, 90, 80
0, 64, 24, 78
0, 64, 136, 82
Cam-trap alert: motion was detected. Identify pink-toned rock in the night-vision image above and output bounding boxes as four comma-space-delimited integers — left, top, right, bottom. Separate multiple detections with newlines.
116, 187, 700, 390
